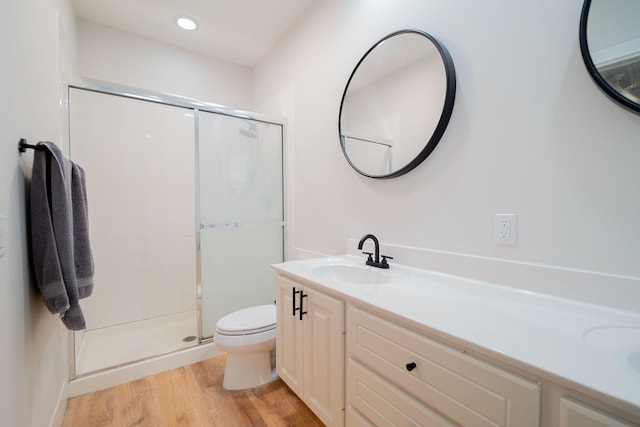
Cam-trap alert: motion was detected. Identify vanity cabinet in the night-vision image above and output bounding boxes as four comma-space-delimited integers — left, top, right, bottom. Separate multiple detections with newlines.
347, 305, 541, 427
273, 256, 640, 426
275, 276, 345, 427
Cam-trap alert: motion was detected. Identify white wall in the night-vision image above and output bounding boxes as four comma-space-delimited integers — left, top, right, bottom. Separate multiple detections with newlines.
254, 0, 640, 283
0, 0, 77, 426
76, 19, 253, 110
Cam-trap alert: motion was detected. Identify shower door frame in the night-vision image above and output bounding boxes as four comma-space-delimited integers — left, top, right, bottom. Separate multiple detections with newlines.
64, 78, 288, 380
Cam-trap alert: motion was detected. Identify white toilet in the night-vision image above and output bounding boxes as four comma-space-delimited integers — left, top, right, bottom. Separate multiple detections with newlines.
213, 304, 278, 390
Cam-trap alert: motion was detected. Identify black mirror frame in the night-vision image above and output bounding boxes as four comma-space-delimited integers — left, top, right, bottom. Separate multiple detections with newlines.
579, 0, 640, 114
338, 29, 457, 179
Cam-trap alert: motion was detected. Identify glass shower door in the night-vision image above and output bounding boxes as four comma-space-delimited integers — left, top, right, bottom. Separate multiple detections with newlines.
69, 87, 198, 375
198, 112, 284, 339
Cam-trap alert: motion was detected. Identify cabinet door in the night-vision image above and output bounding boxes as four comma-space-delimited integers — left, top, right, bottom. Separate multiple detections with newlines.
275, 277, 303, 394
303, 287, 345, 427
275, 276, 345, 427
559, 398, 634, 427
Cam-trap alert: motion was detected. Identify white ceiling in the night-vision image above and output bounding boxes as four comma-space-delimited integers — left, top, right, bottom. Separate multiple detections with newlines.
72, 0, 316, 67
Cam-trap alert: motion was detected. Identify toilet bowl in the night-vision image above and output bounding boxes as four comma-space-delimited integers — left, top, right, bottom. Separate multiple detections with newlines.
213, 304, 278, 390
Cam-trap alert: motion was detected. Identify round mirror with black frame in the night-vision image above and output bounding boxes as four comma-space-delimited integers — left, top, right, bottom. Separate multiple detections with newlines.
338, 29, 456, 179
579, 0, 640, 114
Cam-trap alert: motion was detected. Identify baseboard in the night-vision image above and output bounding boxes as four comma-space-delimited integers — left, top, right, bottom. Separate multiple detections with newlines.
69, 342, 222, 397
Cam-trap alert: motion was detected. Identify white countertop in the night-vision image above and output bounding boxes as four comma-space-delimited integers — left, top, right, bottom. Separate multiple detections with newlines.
272, 254, 640, 415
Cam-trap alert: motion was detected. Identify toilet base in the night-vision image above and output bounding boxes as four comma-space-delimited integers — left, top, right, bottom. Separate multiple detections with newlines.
222, 350, 278, 390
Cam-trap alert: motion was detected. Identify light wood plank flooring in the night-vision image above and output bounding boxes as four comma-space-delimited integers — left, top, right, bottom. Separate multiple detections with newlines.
63, 355, 323, 427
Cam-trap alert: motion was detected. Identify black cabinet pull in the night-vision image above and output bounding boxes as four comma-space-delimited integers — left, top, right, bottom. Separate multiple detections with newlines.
299, 291, 308, 320
406, 362, 417, 372
292, 287, 308, 320
292, 287, 300, 316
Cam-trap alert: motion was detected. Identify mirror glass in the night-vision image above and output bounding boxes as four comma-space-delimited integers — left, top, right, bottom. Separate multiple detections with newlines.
339, 30, 456, 179
580, 0, 640, 113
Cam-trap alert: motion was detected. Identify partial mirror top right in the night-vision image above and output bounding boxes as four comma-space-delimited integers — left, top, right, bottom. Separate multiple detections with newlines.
580, 0, 640, 113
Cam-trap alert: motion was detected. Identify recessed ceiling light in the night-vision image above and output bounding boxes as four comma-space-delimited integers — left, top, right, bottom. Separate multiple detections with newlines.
175, 16, 198, 31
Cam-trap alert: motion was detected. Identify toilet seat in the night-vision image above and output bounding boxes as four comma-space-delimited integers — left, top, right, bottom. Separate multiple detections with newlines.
215, 304, 276, 336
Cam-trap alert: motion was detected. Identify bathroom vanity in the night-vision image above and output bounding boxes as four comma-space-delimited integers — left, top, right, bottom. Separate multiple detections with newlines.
273, 255, 640, 427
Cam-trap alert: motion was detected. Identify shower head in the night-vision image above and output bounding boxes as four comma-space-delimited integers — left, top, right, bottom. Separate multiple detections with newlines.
239, 128, 257, 139
239, 122, 258, 139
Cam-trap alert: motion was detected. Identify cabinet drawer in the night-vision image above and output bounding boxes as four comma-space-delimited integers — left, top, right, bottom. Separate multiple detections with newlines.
347, 358, 458, 427
348, 306, 540, 427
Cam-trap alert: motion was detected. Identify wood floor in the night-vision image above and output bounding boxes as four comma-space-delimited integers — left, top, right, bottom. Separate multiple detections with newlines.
62, 355, 324, 427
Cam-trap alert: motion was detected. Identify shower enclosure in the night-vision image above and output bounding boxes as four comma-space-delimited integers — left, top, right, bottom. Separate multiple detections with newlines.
67, 84, 284, 377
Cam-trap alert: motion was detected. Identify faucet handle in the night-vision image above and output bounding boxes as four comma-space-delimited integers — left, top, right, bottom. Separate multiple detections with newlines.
362, 251, 374, 262
381, 255, 393, 266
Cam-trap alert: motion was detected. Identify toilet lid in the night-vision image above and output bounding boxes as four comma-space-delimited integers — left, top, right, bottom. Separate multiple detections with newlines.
215, 304, 276, 335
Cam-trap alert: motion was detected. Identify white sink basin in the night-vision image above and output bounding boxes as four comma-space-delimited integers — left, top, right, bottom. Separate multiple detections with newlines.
311, 264, 391, 284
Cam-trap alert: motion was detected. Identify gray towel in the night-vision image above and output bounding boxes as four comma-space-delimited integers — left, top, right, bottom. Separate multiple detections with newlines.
30, 141, 94, 330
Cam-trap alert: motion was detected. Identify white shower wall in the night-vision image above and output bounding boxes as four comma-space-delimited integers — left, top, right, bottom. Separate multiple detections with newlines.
69, 88, 197, 329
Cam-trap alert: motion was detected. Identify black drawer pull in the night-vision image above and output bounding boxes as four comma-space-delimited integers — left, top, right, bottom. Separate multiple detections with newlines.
406, 362, 417, 372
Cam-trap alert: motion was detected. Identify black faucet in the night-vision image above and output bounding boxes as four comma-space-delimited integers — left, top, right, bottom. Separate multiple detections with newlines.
357, 234, 393, 269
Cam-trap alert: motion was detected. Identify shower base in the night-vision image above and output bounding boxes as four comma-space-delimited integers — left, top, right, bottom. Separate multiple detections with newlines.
75, 310, 198, 375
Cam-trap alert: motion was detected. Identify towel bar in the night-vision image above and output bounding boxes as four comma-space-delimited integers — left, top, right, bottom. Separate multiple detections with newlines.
18, 138, 45, 153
